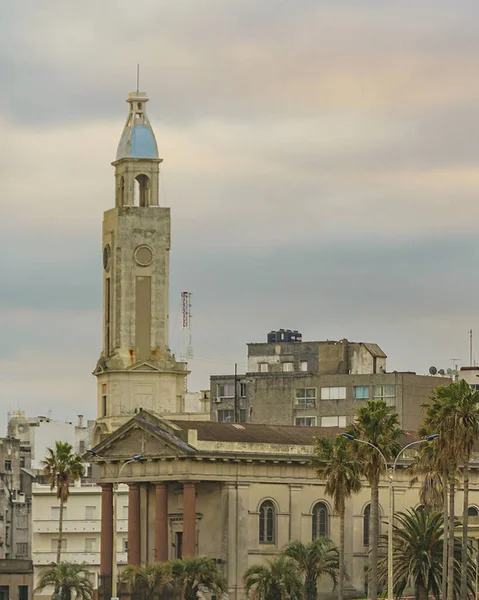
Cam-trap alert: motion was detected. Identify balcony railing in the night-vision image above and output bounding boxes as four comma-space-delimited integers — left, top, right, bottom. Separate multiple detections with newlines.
33, 518, 128, 533
33, 551, 128, 565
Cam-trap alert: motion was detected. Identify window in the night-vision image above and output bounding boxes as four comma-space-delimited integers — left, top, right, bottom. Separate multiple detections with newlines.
373, 385, 395, 400
18, 587, 28, 600
294, 388, 317, 409
217, 383, 234, 398
321, 416, 346, 427
175, 531, 183, 559
301, 361, 308, 372
312, 502, 329, 539
363, 504, 371, 547
282, 362, 293, 372
363, 504, 380, 547
123, 538, 128, 552
16, 515, 27, 529
239, 409, 247, 423
259, 501, 275, 544
85, 506, 96, 520
85, 538, 97, 553
239, 383, 246, 397
259, 363, 268, 373
354, 386, 369, 399
51, 507, 66, 520
4, 460, 11, 472
16, 543, 28, 557
218, 410, 234, 423
102, 384, 108, 417
321, 387, 346, 400
79, 441, 85, 454
468, 506, 479, 517
19, 456, 25, 468
295, 417, 317, 426
122, 505, 129, 519
0, 587, 8, 600
51, 539, 67, 552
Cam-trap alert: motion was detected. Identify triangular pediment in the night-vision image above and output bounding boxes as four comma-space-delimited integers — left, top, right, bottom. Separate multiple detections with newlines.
127, 361, 161, 372
90, 410, 196, 460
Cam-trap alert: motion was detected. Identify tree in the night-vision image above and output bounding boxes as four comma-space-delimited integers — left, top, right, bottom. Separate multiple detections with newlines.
244, 555, 303, 600
283, 538, 340, 600
35, 562, 94, 600
422, 380, 479, 600
121, 563, 172, 600
42, 441, 85, 563
171, 556, 226, 600
347, 400, 403, 600
312, 435, 362, 600
377, 508, 476, 600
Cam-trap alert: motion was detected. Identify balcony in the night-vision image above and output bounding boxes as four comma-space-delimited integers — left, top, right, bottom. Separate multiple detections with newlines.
294, 400, 317, 410
33, 519, 128, 533
33, 551, 128, 566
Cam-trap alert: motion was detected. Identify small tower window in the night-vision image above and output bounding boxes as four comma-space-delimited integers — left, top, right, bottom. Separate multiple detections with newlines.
134, 174, 151, 207
118, 176, 125, 206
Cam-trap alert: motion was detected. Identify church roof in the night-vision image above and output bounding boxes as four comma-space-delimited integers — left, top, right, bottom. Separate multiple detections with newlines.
115, 91, 159, 160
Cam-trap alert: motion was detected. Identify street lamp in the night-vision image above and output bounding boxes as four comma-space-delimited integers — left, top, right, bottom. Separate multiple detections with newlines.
341, 433, 439, 600
87, 450, 143, 600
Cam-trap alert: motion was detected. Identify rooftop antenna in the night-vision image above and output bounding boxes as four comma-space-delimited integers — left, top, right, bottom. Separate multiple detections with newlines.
469, 329, 473, 367
136, 63, 140, 93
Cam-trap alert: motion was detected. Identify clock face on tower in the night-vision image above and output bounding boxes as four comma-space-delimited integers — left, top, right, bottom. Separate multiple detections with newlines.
103, 245, 111, 271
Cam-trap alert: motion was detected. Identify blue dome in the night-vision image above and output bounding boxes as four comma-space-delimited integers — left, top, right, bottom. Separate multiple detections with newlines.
115, 92, 159, 160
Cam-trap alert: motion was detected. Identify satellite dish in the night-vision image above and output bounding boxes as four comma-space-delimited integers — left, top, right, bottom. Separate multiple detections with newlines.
429, 366, 438, 375
438, 369, 445, 376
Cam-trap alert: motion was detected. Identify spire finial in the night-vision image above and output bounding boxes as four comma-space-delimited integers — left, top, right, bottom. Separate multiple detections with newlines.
136, 63, 140, 93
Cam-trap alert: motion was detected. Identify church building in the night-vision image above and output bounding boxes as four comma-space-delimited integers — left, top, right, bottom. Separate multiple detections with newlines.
89, 91, 478, 600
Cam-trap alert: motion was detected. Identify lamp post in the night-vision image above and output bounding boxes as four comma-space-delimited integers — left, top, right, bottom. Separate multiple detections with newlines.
88, 450, 143, 600
341, 433, 439, 600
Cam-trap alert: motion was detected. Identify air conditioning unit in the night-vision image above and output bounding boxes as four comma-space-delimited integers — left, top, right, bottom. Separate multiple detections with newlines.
213, 398, 222, 404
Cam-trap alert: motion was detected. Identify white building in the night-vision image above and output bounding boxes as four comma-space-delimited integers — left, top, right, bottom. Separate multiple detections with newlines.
32, 482, 129, 596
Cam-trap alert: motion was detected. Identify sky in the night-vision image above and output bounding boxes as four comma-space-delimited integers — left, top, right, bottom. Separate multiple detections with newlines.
2, 0, 479, 431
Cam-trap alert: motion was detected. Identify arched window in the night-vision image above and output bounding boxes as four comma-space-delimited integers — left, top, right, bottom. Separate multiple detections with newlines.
312, 502, 329, 539
363, 504, 381, 547
363, 504, 370, 547
259, 501, 275, 544
118, 176, 125, 206
134, 174, 150, 206
468, 506, 479, 517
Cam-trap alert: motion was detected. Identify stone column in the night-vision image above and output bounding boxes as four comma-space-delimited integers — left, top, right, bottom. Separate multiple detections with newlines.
289, 484, 303, 541
182, 482, 196, 557
128, 483, 141, 565
225, 482, 250, 600
155, 482, 168, 561
100, 484, 113, 579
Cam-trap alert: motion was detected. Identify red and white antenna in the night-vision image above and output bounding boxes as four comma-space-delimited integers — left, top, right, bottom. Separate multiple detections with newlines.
180, 292, 193, 391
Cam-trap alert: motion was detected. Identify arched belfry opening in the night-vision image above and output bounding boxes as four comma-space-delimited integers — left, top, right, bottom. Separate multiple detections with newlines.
134, 174, 151, 206
118, 176, 125, 206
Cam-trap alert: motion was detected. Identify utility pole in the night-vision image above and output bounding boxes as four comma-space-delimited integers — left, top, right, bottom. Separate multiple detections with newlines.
234, 363, 239, 423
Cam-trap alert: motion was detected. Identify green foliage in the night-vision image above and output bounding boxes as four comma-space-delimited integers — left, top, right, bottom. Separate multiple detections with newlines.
42, 441, 85, 503
283, 538, 339, 600
35, 562, 94, 600
170, 556, 226, 600
121, 563, 172, 600
244, 555, 303, 600
377, 508, 476, 600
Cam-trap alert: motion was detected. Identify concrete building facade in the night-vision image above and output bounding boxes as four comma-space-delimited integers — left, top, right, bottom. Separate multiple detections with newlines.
211, 333, 449, 429
90, 409, 479, 600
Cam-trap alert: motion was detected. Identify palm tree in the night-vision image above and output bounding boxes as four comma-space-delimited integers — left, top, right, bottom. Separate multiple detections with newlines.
244, 555, 303, 600
422, 380, 479, 600
42, 441, 84, 563
170, 556, 226, 600
283, 538, 340, 600
347, 399, 403, 600
377, 508, 476, 600
121, 563, 172, 600
312, 435, 362, 600
35, 562, 94, 600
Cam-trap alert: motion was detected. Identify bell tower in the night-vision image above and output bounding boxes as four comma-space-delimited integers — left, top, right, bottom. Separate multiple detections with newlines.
94, 91, 186, 438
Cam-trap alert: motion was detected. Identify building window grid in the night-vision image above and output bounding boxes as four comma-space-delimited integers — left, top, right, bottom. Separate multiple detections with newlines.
320, 387, 347, 400
294, 388, 317, 409
312, 502, 329, 539
282, 362, 293, 372
373, 385, 396, 399
259, 501, 275, 544
321, 416, 346, 427
295, 416, 317, 427
354, 386, 370, 399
